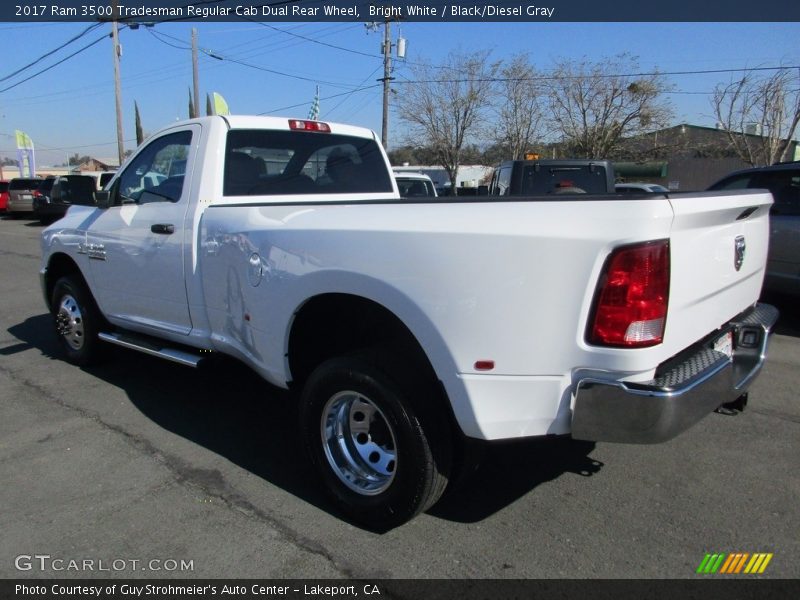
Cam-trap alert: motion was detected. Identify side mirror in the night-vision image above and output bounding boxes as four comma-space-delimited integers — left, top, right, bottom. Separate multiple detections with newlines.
95, 190, 112, 209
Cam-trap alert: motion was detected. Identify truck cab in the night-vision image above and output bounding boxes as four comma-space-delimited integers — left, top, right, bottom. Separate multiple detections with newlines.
489, 159, 616, 196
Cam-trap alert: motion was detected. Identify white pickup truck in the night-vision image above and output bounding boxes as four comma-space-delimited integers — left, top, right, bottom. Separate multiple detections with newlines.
40, 116, 778, 528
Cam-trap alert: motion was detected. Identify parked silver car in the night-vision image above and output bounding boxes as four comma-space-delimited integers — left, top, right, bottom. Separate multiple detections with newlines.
709, 162, 800, 295
6, 177, 42, 216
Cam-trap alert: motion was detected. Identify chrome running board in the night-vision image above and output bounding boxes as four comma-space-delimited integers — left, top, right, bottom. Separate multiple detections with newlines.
98, 332, 204, 368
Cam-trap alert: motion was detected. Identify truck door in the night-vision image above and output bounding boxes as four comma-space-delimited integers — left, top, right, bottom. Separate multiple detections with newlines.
86, 125, 199, 335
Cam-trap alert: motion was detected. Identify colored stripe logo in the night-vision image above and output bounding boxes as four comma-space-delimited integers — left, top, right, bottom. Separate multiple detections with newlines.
696, 552, 773, 574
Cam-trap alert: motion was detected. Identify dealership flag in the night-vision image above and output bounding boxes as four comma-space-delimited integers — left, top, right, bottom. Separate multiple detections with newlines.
213, 92, 230, 116
15, 129, 35, 177
308, 85, 320, 120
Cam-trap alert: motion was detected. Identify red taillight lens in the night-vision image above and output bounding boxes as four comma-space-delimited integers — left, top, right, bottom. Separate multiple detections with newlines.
588, 240, 670, 348
33, 190, 42, 198
288, 119, 331, 132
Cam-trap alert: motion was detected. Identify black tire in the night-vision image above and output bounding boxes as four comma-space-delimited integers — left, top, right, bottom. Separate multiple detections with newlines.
51, 275, 103, 366
299, 354, 451, 529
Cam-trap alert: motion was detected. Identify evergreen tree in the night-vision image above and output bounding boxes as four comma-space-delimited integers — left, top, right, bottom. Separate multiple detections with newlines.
135, 101, 144, 145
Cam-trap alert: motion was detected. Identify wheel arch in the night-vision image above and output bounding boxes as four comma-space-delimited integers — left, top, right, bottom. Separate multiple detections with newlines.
286, 291, 464, 436
43, 253, 90, 311
288, 292, 433, 383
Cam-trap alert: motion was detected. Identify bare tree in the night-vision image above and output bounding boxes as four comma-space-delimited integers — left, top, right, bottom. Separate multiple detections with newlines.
712, 68, 800, 166
399, 50, 499, 190
546, 54, 673, 158
493, 54, 547, 160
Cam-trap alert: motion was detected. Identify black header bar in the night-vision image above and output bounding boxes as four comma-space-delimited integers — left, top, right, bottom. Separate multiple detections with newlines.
4, 0, 800, 22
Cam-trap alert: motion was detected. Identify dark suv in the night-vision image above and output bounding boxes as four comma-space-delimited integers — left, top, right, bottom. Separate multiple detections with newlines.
708, 161, 800, 295
32, 175, 97, 224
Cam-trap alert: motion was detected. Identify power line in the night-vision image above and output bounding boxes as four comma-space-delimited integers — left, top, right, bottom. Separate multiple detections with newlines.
205, 50, 359, 88
394, 64, 800, 86
258, 84, 382, 115
0, 31, 111, 94
239, 12, 465, 72
216, 22, 360, 53
146, 27, 371, 89
325, 65, 383, 117
148, 28, 191, 50
0, 23, 103, 83
254, 21, 380, 60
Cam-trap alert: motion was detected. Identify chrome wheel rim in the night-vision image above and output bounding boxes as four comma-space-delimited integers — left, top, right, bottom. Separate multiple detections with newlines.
321, 391, 398, 496
56, 294, 84, 350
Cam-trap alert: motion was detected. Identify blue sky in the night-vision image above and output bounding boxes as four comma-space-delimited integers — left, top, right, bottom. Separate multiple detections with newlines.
0, 20, 797, 166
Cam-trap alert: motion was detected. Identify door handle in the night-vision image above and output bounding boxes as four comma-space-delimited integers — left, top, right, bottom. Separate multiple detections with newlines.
151, 224, 175, 234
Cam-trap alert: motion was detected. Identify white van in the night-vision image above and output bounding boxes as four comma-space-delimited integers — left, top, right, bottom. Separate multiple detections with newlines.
78, 170, 117, 190
393, 171, 438, 198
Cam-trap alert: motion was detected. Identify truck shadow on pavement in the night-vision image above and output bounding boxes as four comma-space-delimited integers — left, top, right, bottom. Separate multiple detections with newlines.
9, 313, 601, 531
430, 437, 601, 523
761, 292, 800, 338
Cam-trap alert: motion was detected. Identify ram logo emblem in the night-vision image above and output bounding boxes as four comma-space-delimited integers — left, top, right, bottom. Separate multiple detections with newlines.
734, 236, 746, 271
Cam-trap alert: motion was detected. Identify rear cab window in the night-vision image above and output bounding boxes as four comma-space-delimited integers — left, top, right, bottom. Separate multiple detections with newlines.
521, 165, 610, 194
38, 179, 56, 194
396, 178, 436, 197
62, 176, 98, 205
223, 130, 393, 196
9, 178, 41, 191
710, 169, 800, 216
709, 174, 755, 190
753, 171, 800, 215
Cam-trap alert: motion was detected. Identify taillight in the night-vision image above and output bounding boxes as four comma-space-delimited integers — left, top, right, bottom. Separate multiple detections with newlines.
33, 190, 42, 198
588, 240, 670, 348
288, 119, 331, 132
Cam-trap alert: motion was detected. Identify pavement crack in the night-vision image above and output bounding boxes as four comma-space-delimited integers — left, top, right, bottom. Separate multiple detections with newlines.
0, 362, 359, 578
750, 407, 800, 425
0, 249, 40, 260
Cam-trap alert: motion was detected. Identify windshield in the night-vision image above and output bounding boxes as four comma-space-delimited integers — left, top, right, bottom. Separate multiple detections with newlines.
396, 177, 436, 197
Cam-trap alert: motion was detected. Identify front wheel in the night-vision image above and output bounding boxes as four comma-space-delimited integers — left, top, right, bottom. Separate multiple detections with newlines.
51, 275, 103, 366
299, 355, 451, 529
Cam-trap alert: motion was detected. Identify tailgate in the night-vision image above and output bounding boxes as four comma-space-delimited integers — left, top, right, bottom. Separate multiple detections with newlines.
664, 190, 773, 356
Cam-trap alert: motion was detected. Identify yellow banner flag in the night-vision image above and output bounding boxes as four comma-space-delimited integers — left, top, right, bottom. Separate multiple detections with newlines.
15, 130, 34, 150
213, 92, 230, 116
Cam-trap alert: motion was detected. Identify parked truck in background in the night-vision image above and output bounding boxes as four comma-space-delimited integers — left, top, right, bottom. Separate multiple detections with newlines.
488, 159, 616, 196
40, 115, 778, 528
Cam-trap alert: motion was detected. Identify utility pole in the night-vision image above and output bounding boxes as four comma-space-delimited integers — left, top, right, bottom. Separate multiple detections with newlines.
111, 0, 124, 166
191, 28, 200, 119
380, 21, 392, 149
367, 16, 405, 149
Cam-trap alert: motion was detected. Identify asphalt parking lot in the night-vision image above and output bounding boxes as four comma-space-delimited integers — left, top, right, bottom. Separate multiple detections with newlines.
1, 214, 798, 580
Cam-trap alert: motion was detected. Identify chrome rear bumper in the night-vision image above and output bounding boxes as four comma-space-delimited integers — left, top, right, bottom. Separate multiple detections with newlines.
572, 303, 779, 444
